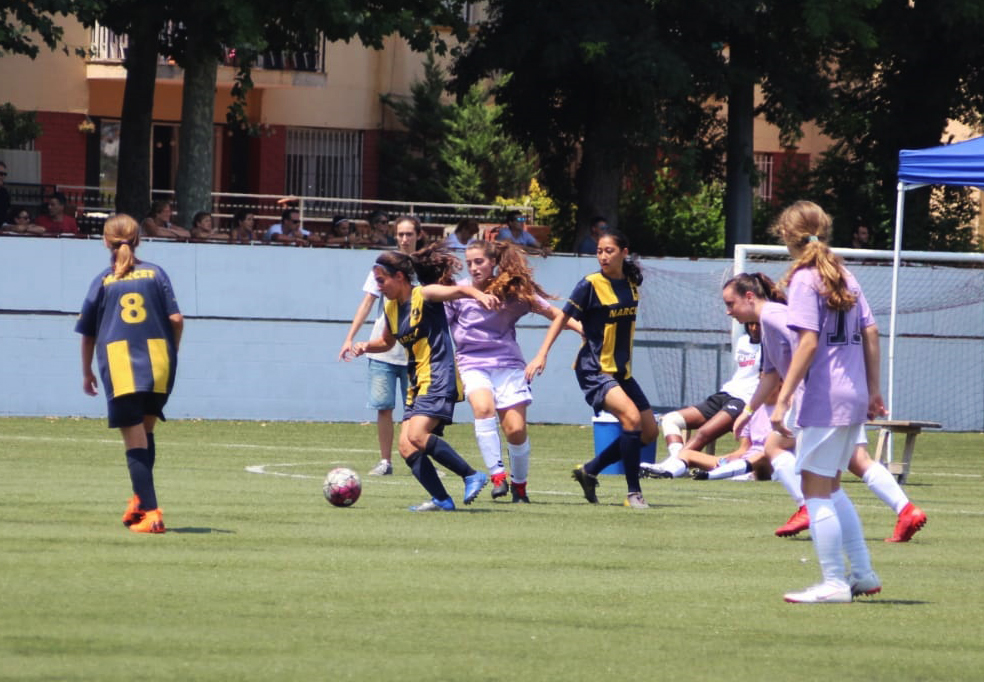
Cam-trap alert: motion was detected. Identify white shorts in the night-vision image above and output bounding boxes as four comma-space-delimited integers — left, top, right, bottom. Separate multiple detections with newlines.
795, 424, 866, 477
460, 367, 532, 410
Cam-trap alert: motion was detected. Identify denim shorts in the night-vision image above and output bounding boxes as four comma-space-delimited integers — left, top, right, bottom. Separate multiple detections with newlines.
366, 358, 409, 412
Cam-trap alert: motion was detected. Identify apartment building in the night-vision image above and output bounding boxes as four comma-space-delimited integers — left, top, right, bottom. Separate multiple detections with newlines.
0, 12, 830, 205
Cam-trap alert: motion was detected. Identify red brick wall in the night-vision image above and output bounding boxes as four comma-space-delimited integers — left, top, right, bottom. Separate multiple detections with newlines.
362, 129, 380, 200
34, 112, 89, 187
250, 125, 287, 196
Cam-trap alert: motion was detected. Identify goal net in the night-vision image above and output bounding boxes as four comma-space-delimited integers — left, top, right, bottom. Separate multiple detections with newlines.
634, 247, 984, 431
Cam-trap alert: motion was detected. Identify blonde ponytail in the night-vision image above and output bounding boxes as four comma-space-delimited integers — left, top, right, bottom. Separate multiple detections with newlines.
103, 214, 141, 279
771, 201, 856, 312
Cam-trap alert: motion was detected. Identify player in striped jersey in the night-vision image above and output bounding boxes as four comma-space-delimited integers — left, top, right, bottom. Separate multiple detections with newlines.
526, 230, 658, 509
76, 214, 183, 533
352, 244, 496, 511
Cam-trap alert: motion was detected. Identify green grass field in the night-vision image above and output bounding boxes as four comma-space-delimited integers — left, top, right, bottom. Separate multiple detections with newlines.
2, 417, 982, 681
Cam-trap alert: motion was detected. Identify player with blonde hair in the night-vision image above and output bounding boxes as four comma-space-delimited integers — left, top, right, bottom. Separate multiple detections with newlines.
76, 214, 183, 533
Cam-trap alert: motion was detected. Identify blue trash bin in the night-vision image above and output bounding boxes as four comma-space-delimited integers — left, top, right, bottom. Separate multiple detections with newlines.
592, 411, 657, 475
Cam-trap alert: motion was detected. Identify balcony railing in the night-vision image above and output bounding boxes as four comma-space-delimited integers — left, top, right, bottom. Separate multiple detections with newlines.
89, 25, 326, 73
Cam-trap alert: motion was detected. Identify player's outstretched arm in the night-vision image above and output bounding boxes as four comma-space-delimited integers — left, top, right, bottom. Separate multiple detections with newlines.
352, 323, 397, 357
535, 302, 583, 336
422, 284, 500, 310
339, 293, 377, 361
734, 370, 780, 436
525, 312, 570, 382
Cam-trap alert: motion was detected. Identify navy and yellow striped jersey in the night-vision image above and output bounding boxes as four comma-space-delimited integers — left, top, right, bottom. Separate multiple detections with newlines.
75, 262, 180, 400
384, 286, 462, 403
562, 272, 639, 379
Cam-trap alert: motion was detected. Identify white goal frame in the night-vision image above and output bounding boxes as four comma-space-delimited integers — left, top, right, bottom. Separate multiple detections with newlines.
734, 244, 984, 426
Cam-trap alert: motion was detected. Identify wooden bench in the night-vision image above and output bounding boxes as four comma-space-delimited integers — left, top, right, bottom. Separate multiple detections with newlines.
867, 420, 942, 485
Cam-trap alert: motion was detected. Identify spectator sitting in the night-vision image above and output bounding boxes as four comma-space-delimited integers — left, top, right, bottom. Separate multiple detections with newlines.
496, 209, 549, 256
190, 211, 219, 240
229, 208, 256, 244
325, 215, 365, 247
265, 207, 318, 245
576, 215, 609, 255
366, 210, 395, 247
141, 199, 191, 239
36, 192, 80, 235
4, 208, 45, 235
445, 218, 480, 250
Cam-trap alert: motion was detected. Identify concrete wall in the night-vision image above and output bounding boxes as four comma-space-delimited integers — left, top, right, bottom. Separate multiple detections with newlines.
0, 238, 615, 423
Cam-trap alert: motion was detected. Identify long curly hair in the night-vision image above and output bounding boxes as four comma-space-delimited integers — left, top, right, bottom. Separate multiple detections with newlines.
374, 242, 461, 286
770, 201, 856, 312
466, 240, 551, 305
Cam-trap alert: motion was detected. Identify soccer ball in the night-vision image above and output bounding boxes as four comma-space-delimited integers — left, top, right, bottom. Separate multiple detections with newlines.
323, 467, 362, 507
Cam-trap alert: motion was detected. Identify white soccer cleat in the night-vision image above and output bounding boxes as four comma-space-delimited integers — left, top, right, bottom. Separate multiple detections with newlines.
783, 582, 852, 604
849, 571, 882, 597
639, 462, 674, 479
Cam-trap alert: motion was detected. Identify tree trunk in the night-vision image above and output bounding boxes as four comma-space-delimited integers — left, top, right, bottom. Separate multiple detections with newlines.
174, 41, 219, 227
574, 123, 621, 247
116, 14, 161, 220
724, 38, 755, 258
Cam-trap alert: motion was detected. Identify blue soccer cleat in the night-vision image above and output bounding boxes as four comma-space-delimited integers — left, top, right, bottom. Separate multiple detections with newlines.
409, 497, 456, 512
462, 471, 488, 505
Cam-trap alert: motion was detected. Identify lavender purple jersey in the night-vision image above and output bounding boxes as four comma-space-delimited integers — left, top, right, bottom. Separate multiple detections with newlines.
760, 301, 797, 377
446, 289, 548, 373
786, 267, 875, 427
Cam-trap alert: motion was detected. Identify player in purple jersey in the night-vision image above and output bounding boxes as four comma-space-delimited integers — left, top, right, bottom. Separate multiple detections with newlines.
447, 240, 581, 502
526, 230, 658, 509
351, 244, 498, 511
76, 214, 183, 534
725, 272, 927, 543
768, 201, 888, 603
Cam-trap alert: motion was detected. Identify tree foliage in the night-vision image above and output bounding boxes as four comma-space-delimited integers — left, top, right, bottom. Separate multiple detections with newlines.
0, 103, 43, 148
0, 0, 79, 58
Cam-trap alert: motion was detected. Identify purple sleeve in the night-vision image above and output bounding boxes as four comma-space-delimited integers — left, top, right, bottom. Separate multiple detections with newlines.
786, 269, 821, 332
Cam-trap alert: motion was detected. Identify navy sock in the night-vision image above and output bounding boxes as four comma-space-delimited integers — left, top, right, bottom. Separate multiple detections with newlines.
125, 448, 158, 510
147, 432, 156, 470
620, 430, 643, 493
424, 435, 474, 478
584, 438, 622, 476
405, 451, 450, 501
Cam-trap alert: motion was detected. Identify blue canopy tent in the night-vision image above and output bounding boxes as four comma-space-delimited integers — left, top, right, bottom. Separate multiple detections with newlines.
890, 136, 984, 418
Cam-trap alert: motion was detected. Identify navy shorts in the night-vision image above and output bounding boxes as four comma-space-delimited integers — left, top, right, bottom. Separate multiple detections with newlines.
576, 372, 651, 414
404, 393, 456, 436
107, 392, 168, 429
694, 391, 745, 420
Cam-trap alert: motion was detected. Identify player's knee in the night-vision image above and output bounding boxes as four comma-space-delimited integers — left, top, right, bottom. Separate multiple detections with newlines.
661, 411, 686, 439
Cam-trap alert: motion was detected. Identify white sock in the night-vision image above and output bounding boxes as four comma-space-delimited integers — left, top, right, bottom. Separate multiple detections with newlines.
507, 438, 530, 484
805, 497, 846, 586
474, 417, 504, 475
862, 462, 908, 514
831, 489, 873, 579
708, 459, 752, 480
662, 456, 688, 478
771, 451, 804, 507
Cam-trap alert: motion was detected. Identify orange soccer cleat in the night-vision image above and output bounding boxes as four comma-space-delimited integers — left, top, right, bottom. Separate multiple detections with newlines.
886, 502, 927, 543
122, 495, 144, 527
775, 505, 810, 537
128, 508, 165, 534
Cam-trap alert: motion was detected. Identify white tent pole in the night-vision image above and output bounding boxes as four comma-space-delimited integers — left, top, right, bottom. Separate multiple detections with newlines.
888, 182, 907, 422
